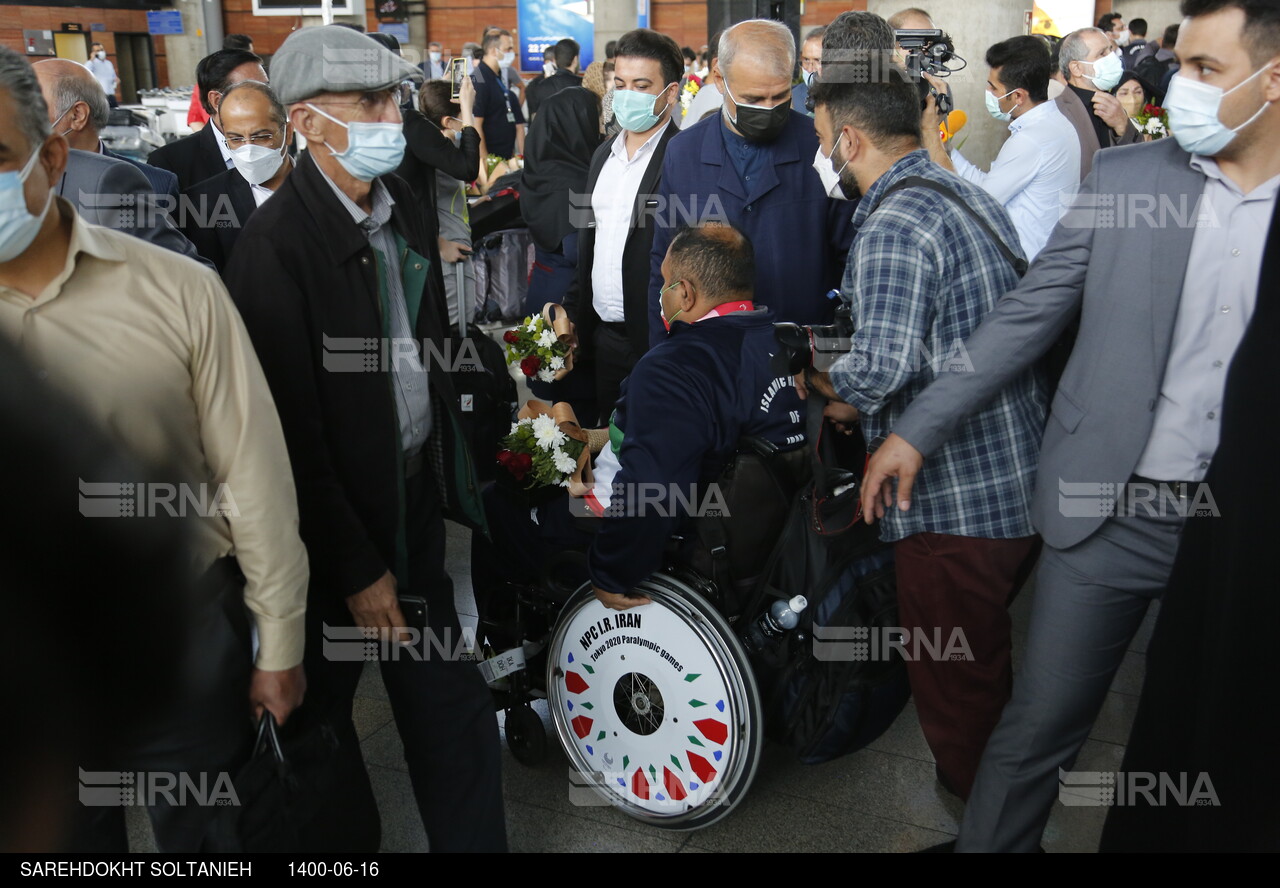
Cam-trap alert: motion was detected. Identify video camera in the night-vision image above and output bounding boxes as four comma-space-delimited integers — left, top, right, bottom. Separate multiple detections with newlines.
772, 308, 854, 377
894, 28, 965, 115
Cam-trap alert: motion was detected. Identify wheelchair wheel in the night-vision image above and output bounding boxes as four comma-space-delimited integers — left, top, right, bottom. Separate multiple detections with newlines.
546, 572, 762, 830
504, 704, 548, 766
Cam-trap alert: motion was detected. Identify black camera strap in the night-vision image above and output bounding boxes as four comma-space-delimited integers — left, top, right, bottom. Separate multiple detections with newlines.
872, 176, 1029, 277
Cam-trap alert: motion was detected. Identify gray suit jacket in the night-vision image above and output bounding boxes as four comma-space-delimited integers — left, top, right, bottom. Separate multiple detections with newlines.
892, 136, 1206, 549
59, 149, 208, 267
1055, 86, 1141, 179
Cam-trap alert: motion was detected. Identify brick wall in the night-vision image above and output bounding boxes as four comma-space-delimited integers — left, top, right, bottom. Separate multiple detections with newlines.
0, 5, 163, 79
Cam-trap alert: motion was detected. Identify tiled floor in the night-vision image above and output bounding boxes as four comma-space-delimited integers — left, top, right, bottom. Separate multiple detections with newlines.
127, 519, 1158, 853
355, 521, 1158, 853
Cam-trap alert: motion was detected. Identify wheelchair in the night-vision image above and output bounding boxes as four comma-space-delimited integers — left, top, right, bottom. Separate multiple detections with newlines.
475, 438, 808, 830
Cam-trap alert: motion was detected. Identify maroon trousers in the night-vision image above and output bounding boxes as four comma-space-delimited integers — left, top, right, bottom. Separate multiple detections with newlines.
893, 532, 1040, 800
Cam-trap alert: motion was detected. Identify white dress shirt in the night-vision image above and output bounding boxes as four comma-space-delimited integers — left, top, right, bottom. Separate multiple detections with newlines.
952, 100, 1081, 260
590, 123, 670, 322
1133, 156, 1280, 481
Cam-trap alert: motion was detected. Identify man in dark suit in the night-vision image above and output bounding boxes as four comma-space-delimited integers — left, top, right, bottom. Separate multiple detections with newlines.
1054, 26, 1141, 178
527, 37, 582, 118
222, 25, 505, 852
148, 49, 267, 191
567, 29, 683, 423
648, 19, 854, 348
33, 58, 179, 203
181, 81, 294, 273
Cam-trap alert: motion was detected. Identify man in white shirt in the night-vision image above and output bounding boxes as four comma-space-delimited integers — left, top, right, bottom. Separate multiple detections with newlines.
928, 36, 1081, 260
85, 41, 118, 106
568, 29, 685, 423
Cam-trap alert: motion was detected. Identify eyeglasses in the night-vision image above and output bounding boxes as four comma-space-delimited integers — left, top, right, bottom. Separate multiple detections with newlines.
310, 90, 399, 117
223, 128, 284, 150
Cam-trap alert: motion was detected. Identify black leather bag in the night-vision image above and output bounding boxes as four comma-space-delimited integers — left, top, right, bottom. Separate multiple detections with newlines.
206, 708, 342, 852
441, 302, 518, 482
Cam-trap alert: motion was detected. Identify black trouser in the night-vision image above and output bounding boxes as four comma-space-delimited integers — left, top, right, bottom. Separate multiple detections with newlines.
68, 558, 254, 852
304, 469, 507, 853
593, 324, 639, 427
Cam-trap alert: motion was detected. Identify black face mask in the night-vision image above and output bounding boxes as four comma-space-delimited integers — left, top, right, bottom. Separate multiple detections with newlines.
724, 81, 792, 143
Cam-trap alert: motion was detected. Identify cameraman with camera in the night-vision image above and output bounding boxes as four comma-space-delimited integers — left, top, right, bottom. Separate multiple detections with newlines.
801, 51, 1047, 801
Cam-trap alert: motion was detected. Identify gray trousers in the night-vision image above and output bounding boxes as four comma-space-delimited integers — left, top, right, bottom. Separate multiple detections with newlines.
955, 510, 1184, 852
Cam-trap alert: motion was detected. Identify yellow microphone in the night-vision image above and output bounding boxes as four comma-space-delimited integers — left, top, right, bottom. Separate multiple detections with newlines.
940, 109, 967, 142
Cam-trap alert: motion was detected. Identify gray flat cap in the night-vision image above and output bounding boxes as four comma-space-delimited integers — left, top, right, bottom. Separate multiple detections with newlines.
270, 25, 422, 105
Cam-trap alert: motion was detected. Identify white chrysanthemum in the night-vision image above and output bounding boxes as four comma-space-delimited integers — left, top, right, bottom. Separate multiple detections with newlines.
550, 355, 566, 371
536, 368, 556, 383
531, 414, 559, 448
553, 449, 577, 475
536, 329, 557, 349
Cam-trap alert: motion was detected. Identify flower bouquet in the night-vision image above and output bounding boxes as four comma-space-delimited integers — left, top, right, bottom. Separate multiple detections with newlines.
680, 77, 701, 120
495, 400, 592, 502
1134, 104, 1169, 140
501, 302, 576, 384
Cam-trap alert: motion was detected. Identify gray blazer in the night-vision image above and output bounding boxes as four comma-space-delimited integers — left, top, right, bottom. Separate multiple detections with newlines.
892, 136, 1206, 550
1054, 86, 1141, 179
59, 149, 208, 267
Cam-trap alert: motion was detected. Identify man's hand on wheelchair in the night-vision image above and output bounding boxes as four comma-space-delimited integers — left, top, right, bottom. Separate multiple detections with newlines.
859, 433, 925, 524
594, 586, 652, 611
793, 368, 839, 401
823, 400, 859, 436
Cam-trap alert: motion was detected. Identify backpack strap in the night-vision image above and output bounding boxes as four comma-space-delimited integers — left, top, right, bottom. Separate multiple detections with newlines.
873, 175, 1029, 277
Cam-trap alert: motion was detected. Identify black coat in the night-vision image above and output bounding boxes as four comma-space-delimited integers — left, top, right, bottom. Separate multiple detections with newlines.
395, 107, 481, 246
1099, 187, 1280, 852
180, 165, 258, 273
147, 123, 228, 192
222, 150, 486, 608
526, 68, 582, 118
567, 121, 681, 359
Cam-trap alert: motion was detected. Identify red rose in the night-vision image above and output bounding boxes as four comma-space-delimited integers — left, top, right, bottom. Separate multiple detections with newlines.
497, 449, 515, 466
520, 355, 542, 377
503, 330, 519, 344
510, 452, 533, 481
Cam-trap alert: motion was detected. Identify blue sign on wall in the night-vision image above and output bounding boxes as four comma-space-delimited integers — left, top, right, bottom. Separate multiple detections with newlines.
146, 11, 184, 37
378, 23, 410, 45
637, 0, 648, 30
517, 0, 595, 72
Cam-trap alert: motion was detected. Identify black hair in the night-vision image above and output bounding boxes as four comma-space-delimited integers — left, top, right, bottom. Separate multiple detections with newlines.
223, 34, 253, 51
668, 223, 755, 302
367, 31, 400, 56
1130, 18, 1149, 36
195, 48, 263, 115
1097, 12, 1123, 31
615, 28, 685, 88
543, 46, 555, 60
808, 62, 923, 150
986, 35, 1051, 103
682, 46, 697, 62
821, 10, 895, 77
1181, 0, 1280, 64
553, 38, 580, 70
1163, 22, 1181, 47
418, 79, 460, 126
605, 39, 618, 59
482, 29, 511, 56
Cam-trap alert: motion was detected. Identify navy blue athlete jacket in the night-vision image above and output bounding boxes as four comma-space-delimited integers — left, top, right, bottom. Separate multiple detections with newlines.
587, 307, 805, 595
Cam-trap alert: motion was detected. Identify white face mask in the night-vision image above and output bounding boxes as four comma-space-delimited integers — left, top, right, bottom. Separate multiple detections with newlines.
499, 51, 515, 69
543, 61, 555, 78
95, 50, 106, 60
230, 141, 287, 186
812, 134, 852, 201
429, 51, 442, 63
1164, 64, 1277, 156
0, 145, 54, 263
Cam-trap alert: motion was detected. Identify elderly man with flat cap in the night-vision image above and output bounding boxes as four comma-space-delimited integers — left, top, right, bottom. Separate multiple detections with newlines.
222, 26, 506, 852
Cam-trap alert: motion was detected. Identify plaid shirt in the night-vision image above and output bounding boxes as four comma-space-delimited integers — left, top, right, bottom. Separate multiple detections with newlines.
830, 150, 1046, 542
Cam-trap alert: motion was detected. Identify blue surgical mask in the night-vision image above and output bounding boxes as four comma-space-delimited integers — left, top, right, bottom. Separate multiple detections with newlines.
1164, 64, 1276, 156
985, 88, 1017, 122
612, 84, 673, 133
306, 103, 406, 182
1082, 52, 1123, 91
0, 145, 53, 264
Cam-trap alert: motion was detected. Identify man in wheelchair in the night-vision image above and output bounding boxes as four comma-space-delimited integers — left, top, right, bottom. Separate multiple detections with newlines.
471, 222, 806, 622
